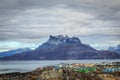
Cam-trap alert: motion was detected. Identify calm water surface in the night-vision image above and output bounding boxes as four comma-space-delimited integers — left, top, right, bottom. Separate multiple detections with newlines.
0, 60, 120, 74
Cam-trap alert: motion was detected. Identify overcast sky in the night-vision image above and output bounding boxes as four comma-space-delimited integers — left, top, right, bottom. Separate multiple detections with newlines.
0, 0, 120, 52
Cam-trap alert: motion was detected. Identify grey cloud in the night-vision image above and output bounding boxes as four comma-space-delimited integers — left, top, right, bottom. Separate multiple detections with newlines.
0, 0, 120, 50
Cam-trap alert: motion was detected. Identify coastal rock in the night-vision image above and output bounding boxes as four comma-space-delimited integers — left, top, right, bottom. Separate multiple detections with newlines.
0, 63, 120, 80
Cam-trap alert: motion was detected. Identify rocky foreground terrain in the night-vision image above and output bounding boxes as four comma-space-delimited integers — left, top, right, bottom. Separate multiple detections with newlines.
0, 62, 120, 80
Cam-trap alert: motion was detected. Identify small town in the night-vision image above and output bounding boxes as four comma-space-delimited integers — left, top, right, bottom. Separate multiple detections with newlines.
0, 62, 120, 80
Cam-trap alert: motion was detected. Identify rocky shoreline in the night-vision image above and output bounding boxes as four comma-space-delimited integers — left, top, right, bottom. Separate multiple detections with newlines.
0, 62, 120, 80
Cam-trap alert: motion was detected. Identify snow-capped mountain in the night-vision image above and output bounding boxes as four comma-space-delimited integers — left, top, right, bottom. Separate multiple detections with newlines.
0, 48, 32, 57
1, 35, 120, 60
108, 45, 120, 55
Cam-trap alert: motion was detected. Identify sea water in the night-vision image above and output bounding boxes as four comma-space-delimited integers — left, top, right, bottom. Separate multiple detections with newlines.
0, 60, 120, 74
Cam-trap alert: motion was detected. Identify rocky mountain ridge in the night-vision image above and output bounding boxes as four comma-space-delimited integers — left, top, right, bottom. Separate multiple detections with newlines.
0, 35, 120, 60
0, 48, 32, 58
108, 45, 120, 55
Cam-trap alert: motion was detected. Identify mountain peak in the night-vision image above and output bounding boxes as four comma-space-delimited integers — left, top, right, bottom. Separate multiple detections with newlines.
47, 35, 81, 45
49, 35, 68, 40
1, 35, 120, 60
108, 44, 120, 54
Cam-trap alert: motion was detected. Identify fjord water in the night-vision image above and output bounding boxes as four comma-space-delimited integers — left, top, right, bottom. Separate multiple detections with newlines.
0, 60, 120, 74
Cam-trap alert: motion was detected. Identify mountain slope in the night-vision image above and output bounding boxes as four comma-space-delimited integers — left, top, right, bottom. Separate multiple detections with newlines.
0, 48, 32, 57
108, 45, 120, 55
1, 35, 120, 60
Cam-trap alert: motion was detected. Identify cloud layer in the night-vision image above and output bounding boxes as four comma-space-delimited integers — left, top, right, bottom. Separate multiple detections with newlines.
0, 0, 120, 51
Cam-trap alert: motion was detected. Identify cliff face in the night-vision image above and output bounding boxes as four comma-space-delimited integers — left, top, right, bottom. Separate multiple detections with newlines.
1, 35, 120, 60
